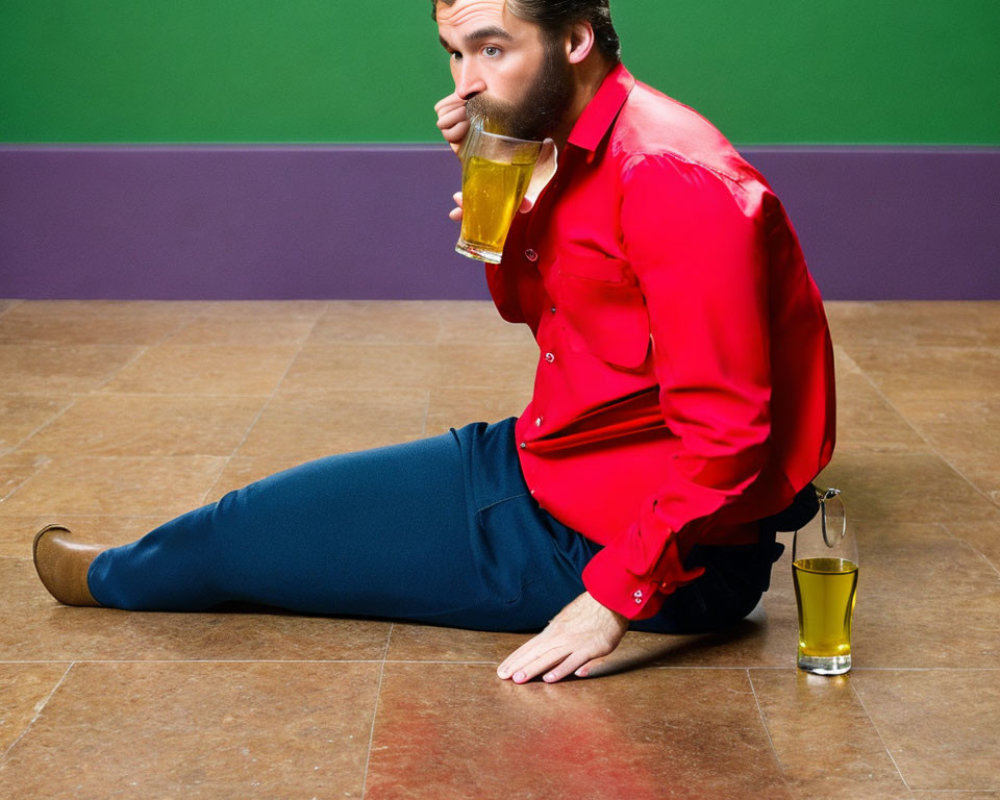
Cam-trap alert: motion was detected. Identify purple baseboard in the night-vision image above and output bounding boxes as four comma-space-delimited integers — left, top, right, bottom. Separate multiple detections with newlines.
1, 145, 997, 300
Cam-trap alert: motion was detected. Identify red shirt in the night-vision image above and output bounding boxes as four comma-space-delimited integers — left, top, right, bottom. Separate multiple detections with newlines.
487, 63, 836, 620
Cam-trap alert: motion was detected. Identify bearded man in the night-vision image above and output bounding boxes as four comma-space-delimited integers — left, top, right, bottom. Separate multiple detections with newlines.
33, 0, 835, 686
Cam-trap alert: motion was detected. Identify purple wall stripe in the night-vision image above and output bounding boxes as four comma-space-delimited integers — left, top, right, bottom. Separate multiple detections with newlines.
1, 145, 998, 301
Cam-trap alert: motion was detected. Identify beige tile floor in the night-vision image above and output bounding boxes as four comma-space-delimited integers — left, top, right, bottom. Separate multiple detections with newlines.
0, 298, 998, 799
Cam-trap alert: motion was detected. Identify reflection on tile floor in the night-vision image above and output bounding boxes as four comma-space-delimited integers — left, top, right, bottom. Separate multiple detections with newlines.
1, 299, 998, 798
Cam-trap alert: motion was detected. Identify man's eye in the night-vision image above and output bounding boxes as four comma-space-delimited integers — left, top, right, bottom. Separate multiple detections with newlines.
482, 46, 501, 57
450, 51, 462, 61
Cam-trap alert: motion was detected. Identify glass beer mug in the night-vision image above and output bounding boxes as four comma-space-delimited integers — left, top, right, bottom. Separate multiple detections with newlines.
454, 122, 543, 264
792, 488, 858, 675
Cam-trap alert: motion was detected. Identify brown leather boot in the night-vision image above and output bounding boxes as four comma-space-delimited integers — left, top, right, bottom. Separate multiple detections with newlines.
33, 525, 104, 606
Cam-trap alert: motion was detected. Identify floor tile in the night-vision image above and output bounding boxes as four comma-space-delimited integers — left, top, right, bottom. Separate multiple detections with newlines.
435, 300, 538, 346
18, 394, 268, 457
0, 661, 380, 798
165, 316, 317, 346
0, 455, 228, 517
100, 345, 299, 396
309, 300, 446, 345
897, 398, 1000, 505
425, 386, 534, 435
0, 299, 23, 317
0, 301, 190, 345
750, 670, 910, 799
0, 663, 69, 755
366, 663, 793, 800
848, 522, 1000, 669
282, 342, 537, 394
193, 300, 330, 320
2, 558, 391, 662
235, 390, 429, 461
0, 394, 75, 454
0, 453, 50, 504
832, 351, 929, 454
0, 344, 142, 394
845, 346, 1000, 409
826, 301, 1000, 349
818, 452, 998, 523
853, 670, 1000, 791
943, 517, 1000, 576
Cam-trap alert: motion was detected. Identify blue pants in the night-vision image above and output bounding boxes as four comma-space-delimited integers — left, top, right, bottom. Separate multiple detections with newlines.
88, 419, 779, 633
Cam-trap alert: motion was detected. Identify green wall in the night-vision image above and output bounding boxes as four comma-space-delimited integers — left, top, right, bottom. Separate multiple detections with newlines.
2, 0, 998, 145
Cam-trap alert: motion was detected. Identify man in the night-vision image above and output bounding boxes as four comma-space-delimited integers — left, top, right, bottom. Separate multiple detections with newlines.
432, 0, 834, 683
33, 0, 834, 685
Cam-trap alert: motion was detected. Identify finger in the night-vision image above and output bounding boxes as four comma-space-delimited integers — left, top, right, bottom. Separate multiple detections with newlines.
435, 106, 468, 131
573, 656, 608, 679
511, 647, 572, 684
542, 650, 595, 683
433, 93, 466, 115
439, 119, 471, 146
448, 192, 464, 223
497, 632, 559, 680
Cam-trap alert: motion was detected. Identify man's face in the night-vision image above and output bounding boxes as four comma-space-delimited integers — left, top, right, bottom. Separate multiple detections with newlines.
436, 0, 574, 140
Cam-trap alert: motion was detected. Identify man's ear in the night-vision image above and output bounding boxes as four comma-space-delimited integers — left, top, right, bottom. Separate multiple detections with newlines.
566, 21, 596, 64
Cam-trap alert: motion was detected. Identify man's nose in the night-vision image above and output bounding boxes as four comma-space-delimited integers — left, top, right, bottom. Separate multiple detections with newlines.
455, 62, 486, 101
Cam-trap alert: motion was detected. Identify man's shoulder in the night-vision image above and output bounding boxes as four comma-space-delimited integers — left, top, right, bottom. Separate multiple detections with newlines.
611, 80, 752, 182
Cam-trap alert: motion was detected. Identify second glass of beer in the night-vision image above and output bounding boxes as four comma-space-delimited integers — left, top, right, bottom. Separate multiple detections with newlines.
792, 488, 859, 675
455, 123, 543, 264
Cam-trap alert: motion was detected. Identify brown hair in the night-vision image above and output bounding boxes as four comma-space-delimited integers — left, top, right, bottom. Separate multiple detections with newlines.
432, 0, 621, 62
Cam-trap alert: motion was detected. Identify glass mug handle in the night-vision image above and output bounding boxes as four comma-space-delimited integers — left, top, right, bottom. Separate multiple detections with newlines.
818, 487, 846, 548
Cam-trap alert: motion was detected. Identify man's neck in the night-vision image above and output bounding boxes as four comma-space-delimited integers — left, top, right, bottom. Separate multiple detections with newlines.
551, 57, 616, 150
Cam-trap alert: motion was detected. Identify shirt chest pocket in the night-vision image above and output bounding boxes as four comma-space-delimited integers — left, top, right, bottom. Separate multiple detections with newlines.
552, 255, 651, 370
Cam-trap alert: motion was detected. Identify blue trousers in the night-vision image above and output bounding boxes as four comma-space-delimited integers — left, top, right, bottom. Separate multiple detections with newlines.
88, 419, 779, 633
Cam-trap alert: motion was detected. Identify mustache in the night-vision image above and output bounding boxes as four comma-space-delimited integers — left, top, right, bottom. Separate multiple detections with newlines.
465, 95, 518, 136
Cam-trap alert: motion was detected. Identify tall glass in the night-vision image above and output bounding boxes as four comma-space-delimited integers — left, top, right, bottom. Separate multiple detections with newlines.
455, 123, 543, 264
792, 488, 858, 675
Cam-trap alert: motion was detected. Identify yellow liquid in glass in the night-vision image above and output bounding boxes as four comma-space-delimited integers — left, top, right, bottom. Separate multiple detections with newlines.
459, 156, 535, 257
793, 557, 858, 659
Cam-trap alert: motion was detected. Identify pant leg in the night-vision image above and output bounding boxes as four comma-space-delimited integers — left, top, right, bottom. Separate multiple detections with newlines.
86, 419, 594, 631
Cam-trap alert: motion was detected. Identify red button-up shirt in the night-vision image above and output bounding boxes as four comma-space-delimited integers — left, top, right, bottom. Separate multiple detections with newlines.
486, 63, 836, 620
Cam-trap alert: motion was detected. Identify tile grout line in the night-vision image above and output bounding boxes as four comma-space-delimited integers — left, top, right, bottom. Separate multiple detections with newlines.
195, 310, 325, 505
746, 669, 793, 793
0, 391, 84, 459
1, 661, 75, 762
360, 657, 389, 800
849, 676, 913, 795
936, 521, 1000, 580
840, 344, 1000, 510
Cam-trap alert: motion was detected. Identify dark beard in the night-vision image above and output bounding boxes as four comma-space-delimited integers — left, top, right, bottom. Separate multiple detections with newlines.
466, 39, 574, 140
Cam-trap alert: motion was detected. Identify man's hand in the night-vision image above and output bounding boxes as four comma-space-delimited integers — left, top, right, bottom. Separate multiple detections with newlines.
435, 92, 470, 153
497, 592, 629, 684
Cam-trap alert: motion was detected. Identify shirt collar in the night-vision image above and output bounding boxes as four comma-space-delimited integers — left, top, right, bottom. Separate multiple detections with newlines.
566, 62, 635, 153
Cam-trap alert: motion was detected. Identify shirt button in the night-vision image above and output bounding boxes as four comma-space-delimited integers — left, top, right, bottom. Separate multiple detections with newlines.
550, 306, 557, 314
524, 249, 539, 262
544, 352, 555, 363
534, 416, 543, 427
633, 590, 644, 604
519, 441, 527, 449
